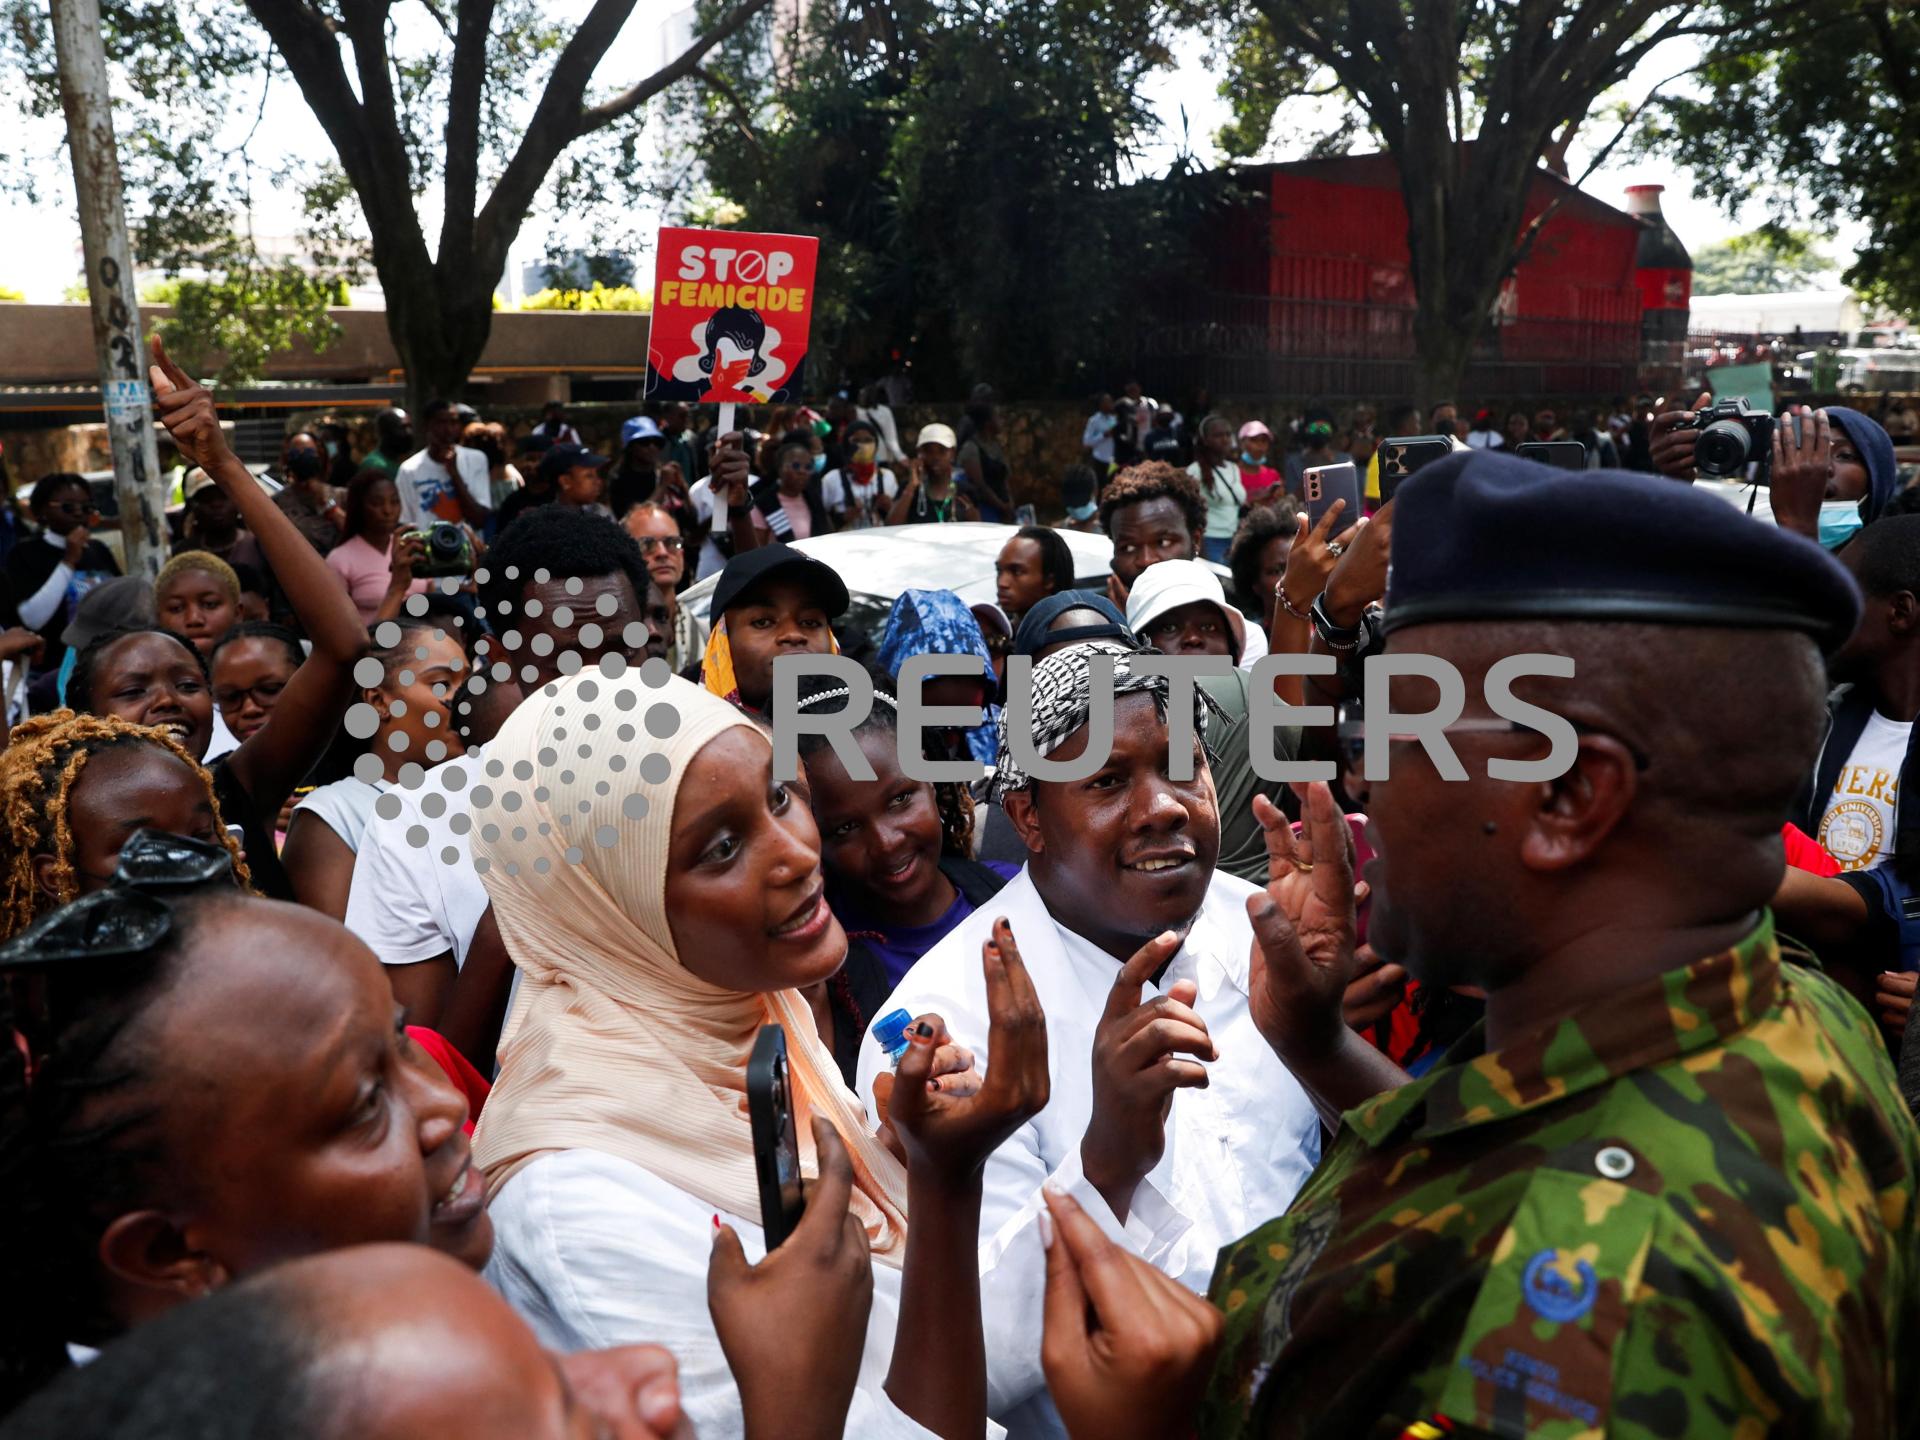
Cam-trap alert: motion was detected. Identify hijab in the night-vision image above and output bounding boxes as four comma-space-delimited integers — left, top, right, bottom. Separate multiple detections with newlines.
470, 668, 908, 1261
1826, 407, 1900, 524
875, 589, 1000, 766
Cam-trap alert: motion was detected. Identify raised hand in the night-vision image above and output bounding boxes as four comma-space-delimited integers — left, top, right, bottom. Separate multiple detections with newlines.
1322, 498, 1392, 628
1649, 390, 1712, 482
148, 334, 236, 473
870, 1031, 983, 1165
1080, 928, 1213, 1221
1276, 500, 1355, 625
886, 917, 1050, 1189
1040, 1186, 1223, 1440
1768, 405, 1831, 539
708, 1116, 874, 1440
1245, 785, 1359, 1067
711, 431, 752, 506
1341, 943, 1407, 1030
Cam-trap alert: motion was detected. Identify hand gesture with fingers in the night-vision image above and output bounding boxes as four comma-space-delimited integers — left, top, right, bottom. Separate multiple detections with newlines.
887, 918, 1050, 1189
708, 1116, 874, 1440
1769, 405, 1831, 539
1080, 928, 1215, 1219
1040, 1187, 1223, 1440
1323, 497, 1393, 627
1246, 785, 1360, 1067
1341, 944, 1407, 1030
1277, 501, 1355, 622
148, 335, 235, 473
1649, 391, 1712, 482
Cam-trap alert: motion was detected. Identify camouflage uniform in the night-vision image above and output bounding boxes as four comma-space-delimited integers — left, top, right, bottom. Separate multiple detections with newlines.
1204, 916, 1920, 1439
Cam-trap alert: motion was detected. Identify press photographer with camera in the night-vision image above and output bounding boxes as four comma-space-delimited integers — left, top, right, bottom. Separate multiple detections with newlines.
326, 469, 433, 626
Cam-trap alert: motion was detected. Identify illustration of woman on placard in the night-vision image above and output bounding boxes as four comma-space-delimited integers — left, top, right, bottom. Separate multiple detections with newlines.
646, 305, 801, 404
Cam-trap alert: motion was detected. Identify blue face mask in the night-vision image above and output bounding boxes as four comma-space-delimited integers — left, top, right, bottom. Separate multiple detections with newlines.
811, 453, 827, 474
1818, 500, 1864, 550
1240, 451, 1261, 466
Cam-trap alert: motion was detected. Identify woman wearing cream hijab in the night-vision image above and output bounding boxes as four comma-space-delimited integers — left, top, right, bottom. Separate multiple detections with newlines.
472, 665, 1049, 1439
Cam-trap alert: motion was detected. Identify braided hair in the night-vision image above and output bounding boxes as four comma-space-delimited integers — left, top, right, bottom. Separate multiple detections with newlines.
0, 711, 251, 940
793, 671, 975, 858
0, 884, 242, 1416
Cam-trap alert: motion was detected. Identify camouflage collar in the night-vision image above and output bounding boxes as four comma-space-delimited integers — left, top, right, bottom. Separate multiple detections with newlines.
1344, 913, 1783, 1147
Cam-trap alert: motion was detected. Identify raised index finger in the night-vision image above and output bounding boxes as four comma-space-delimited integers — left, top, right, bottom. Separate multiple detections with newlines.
1106, 929, 1181, 1021
148, 333, 192, 393
1302, 781, 1355, 909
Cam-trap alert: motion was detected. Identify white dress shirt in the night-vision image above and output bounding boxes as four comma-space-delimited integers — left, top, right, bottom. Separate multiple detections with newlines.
344, 746, 490, 969
857, 867, 1321, 1439
486, 1148, 1002, 1440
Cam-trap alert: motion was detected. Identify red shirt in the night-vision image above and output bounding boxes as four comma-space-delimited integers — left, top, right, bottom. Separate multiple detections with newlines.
1239, 462, 1283, 497
1783, 822, 1840, 876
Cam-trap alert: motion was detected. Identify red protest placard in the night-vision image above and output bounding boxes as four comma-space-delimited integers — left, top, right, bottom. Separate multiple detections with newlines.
644, 227, 820, 405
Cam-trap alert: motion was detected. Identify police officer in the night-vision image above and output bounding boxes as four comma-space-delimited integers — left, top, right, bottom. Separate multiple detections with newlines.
1037, 451, 1920, 1439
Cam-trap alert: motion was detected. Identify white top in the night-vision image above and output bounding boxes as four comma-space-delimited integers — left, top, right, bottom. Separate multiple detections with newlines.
829, 468, 898, 529
203, 711, 240, 764
858, 867, 1322, 1438
1082, 412, 1116, 464
1819, 710, 1912, 872
1187, 460, 1247, 540
291, 775, 388, 854
857, 404, 908, 465
396, 446, 493, 526
344, 747, 490, 967
1465, 430, 1504, 449
486, 1148, 992, 1440
686, 473, 767, 580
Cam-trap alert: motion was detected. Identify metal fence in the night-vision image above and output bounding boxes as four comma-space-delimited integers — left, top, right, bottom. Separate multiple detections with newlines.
1129, 293, 1640, 402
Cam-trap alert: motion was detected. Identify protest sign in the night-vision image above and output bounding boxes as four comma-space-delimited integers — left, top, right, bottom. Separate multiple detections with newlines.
644, 228, 820, 422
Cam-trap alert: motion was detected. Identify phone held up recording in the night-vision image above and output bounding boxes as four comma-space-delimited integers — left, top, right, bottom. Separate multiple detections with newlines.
747, 1024, 806, 1250
1302, 461, 1360, 532
1375, 435, 1454, 502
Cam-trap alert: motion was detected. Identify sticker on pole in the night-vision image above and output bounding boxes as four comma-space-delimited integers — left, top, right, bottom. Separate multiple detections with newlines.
644, 227, 818, 405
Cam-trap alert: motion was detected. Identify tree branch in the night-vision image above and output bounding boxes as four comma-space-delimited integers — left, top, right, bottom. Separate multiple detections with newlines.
439, 0, 496, 271
573, 0, 775, 135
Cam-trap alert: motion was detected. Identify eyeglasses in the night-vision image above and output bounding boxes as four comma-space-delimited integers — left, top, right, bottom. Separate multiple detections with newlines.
214, 680, 287, 711
0, 830, 235, 971
635, 536, 684, 554
1333, 701, 1649, 772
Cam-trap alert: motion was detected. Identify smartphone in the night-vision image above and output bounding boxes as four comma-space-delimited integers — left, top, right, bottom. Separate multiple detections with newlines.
1302, 461, 1360, 533
747, 1024, 805, 1250
1516, 441, 1590, 472
1376, 435, 1454, 501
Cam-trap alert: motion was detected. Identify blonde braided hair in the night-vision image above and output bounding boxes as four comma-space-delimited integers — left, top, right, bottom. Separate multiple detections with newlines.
0, 710, 252, 939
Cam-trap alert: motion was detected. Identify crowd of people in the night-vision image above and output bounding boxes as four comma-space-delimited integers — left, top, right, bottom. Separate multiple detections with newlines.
0, 331, 1913, 1439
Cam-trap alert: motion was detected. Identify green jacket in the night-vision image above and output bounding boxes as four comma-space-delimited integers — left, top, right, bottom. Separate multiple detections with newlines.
1204, 915, 1920, 1439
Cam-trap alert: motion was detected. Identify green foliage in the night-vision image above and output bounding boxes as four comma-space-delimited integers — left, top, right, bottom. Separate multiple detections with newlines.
149, 262, 342, 390
1691, 227, 1837, 295
1638, 3, 1920, 317
0, 285, 23, 303
675, 0, 1221, 397
520, 282, 653, 312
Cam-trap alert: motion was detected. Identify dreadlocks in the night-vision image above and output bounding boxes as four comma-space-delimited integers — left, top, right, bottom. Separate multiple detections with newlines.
0, 711, 251, 939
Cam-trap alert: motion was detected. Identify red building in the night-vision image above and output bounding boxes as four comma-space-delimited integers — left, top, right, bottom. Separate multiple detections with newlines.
1146, 153, 1646, 404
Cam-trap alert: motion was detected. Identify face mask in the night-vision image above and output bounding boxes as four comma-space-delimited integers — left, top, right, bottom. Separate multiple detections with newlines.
1818, 500, 1864, 551
1067, 500, 1099, 522
1305, 423, 1333, 443
811, 453, 827, 474
1240, 451, 1261, 466
323, 440, 340, 458
287, 449, 324, 480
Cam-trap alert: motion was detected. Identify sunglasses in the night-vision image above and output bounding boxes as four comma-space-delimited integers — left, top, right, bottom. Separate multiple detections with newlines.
636, 536, 684, 554
0, 830, 235, 971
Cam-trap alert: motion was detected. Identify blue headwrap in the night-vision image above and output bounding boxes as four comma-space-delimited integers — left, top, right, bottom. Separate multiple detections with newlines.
875, 589, 1000, 766
1826, 406, 1899, 523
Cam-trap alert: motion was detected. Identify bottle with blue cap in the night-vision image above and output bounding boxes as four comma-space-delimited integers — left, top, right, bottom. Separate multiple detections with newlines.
872, 1008, 915, 1069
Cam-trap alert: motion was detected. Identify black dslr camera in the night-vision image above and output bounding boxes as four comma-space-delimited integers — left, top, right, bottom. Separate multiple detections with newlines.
402, 521, 475, 578
1685, 397, 1775, 482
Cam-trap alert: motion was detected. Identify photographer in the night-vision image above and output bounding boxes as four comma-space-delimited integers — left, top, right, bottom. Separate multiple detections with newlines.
326, 469, 432, 625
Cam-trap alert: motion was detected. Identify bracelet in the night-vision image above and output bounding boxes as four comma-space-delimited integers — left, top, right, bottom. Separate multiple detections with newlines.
1276, 585, 1313, 623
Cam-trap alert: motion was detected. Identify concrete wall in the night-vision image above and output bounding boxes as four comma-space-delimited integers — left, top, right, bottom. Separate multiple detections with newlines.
0, 304, 651, 386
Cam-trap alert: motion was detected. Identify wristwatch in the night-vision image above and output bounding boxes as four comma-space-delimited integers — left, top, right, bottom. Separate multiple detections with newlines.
1309, 592, 1364, 653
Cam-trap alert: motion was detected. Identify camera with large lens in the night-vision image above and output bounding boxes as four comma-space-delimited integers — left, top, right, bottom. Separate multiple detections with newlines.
402, 521, 475, 578
1686, 396, 1776, 481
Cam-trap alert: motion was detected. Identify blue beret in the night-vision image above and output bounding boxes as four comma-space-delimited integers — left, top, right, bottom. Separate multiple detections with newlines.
1382, 451, 1862, 653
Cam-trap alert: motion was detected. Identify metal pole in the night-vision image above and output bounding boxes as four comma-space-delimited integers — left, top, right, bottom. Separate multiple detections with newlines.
50, 0, 168, 580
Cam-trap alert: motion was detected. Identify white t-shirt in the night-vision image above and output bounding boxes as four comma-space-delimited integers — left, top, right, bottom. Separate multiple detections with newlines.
344, 747, 490, 967
396, 446, 493, 526
291, 775, 388, 854
1187, 460, 1246, 540
1083, 412, 1116, 464
486, 1149, 980, 1440
1819, 711, 1912, 872
1466, 430, 1504, 449
829, 467, 897, 529
686, 473, 767, 580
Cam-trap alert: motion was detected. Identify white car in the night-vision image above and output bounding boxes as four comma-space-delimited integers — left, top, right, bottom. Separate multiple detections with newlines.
680, 523, 1128, 643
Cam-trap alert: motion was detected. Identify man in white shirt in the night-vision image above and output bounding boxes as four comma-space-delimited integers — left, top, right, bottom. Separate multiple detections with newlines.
396, 398, 492, 529
1082, 394, 1117, 469
345, 506, 667, 1024
859, 640, 1321, 1438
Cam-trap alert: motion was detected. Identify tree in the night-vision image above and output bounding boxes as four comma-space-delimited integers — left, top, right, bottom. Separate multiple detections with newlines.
4, 0, 771, 412
675, 0, 1226, 398
1691, 226, 1836, 295
1211, 1, 1797, 408
1637, 3, 1920, 318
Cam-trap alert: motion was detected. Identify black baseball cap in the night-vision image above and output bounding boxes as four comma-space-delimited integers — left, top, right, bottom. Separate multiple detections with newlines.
537, 443, 609, 484
711, 543, 851, 620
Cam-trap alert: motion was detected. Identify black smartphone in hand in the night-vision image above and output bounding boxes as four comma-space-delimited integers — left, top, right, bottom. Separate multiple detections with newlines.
1516, 441, 1590, 472
1376, 435, 1454, 501
747, 1024, 805, 1250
